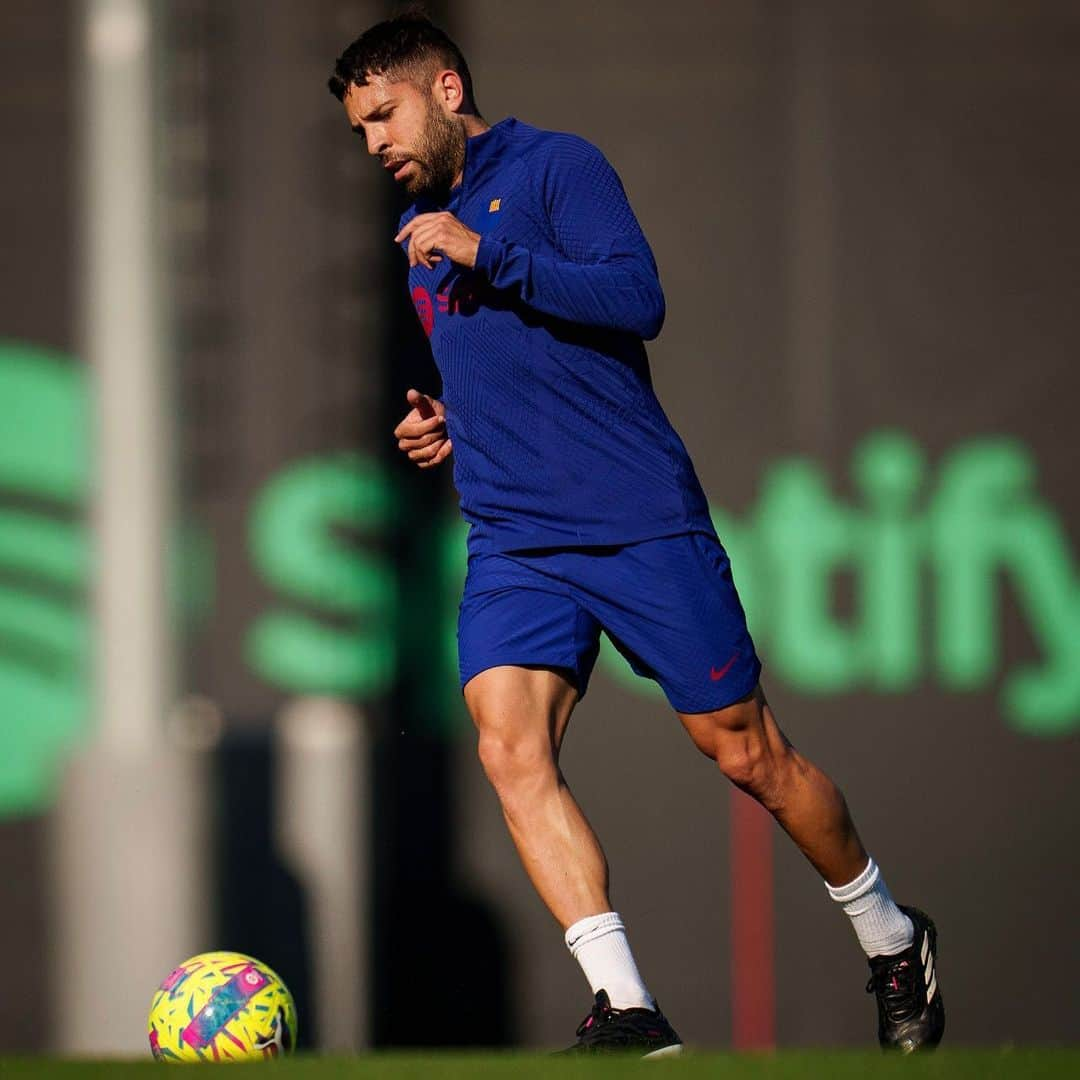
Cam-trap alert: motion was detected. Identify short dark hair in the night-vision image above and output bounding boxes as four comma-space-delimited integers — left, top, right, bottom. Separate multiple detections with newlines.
328, 13, 476, 107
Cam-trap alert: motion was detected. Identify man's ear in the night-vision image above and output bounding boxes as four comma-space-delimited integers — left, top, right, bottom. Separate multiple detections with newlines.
435, 69, 466, 114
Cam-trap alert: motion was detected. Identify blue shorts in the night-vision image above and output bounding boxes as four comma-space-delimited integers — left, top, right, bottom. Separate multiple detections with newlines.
458, 531, 761, 714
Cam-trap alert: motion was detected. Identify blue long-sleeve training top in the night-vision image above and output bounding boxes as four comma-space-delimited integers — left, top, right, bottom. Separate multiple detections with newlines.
398, 117, 715, 553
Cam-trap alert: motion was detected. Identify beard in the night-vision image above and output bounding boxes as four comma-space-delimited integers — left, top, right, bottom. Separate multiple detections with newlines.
401, 97, 467, 199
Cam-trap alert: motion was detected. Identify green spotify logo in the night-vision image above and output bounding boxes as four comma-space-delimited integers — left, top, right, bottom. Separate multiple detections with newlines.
0, 343, 89, 818
246, 454, 398, 698
703, 433, 1079, 734
0, 339, 1076, 815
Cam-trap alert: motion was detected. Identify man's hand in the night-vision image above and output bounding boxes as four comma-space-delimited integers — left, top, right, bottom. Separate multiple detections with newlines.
395, 212, 481, 270
393, 388, 452, 469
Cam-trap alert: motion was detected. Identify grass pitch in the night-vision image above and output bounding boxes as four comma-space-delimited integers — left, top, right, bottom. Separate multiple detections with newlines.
1, 1048, 1074, 1079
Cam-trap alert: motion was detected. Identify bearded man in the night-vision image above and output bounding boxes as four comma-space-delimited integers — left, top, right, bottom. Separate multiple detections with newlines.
328, 13, 944, 1056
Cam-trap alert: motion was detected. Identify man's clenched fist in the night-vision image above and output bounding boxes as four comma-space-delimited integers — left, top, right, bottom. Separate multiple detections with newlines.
395, 211, 481, 270
393, 388, 452, 469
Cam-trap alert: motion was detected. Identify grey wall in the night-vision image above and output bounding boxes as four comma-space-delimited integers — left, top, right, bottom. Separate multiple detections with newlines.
0, 0, 1077, 1053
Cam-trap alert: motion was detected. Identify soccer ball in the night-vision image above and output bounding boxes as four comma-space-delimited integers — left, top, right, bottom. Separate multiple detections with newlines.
148, 951, 297, 1063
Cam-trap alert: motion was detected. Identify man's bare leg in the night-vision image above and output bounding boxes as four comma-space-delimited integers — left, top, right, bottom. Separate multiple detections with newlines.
678, 682, 867, 885
678, 682, 915, 959
679, 682, 944, 1052
465, 663, 672, 1030
464, 664, 609, 927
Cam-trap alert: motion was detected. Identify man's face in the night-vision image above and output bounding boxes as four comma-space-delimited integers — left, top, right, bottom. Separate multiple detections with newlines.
344, 72, 465, 198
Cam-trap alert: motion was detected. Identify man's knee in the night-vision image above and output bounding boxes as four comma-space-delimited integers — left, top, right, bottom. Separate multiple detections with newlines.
465, 665, 577, 800
476, 727, 554, 795
714, 733, 780, 801
682, 693, 789, 809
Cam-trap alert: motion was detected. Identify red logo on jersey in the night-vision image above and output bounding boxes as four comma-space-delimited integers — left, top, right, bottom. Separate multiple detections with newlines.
437, 280, 483, 317
412, 286, 434, 337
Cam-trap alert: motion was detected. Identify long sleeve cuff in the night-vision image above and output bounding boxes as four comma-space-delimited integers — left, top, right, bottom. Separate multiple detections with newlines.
474, 234, 504, 278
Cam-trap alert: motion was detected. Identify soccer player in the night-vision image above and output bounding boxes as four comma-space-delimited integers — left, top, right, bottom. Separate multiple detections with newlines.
329, 14, 945, 1055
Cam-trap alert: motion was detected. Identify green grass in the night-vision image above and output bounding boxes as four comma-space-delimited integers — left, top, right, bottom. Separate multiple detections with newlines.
1, 1049, 1076, 1079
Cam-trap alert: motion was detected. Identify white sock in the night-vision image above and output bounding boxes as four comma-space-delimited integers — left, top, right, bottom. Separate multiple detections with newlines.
564, 911, 656, 1011
827, 857, 914, 958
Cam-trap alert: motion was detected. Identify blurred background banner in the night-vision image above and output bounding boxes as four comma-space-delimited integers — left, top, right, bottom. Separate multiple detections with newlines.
0, 0, 1076, 1054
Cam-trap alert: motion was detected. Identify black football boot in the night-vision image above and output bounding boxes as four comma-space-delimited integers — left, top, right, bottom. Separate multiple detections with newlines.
564, 989, 683, 1057
866, 905, 945, 1052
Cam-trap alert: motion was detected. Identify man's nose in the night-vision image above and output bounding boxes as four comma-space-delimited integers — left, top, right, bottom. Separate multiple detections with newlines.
367, 129, 389, 156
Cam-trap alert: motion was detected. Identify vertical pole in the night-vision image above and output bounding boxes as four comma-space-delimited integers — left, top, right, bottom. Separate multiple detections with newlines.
51, 0, 205, 1055
729, 790, 776, 1049
84, 0, 170, 765
275, 698, 368, 1051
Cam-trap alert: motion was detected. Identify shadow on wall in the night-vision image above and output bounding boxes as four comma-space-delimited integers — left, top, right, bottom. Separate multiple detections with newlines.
214, 721, 516, 1049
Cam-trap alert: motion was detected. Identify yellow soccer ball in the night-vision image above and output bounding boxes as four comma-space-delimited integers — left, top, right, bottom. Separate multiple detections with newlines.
148, 951, 297, 1063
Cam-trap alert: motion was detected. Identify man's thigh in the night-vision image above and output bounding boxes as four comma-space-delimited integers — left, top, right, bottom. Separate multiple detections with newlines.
458, 552, 603, 700
548, 532, 762, 714
463, 664, 581, 751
